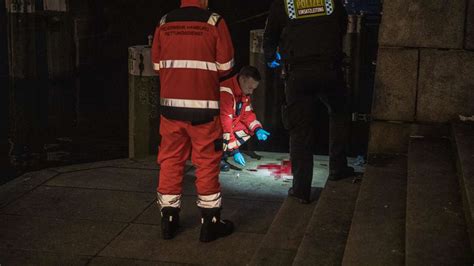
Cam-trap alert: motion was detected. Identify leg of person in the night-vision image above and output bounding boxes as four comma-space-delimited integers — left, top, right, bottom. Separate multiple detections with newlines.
319, 92, 354, 180
287, 98, 315, 203
157, 116, 191, 239
187, 117, 234, 242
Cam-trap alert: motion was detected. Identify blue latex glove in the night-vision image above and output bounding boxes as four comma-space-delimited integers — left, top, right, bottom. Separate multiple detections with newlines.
267, 52, 281, 69
256, 128, 270, 141
233, 152, 246, 166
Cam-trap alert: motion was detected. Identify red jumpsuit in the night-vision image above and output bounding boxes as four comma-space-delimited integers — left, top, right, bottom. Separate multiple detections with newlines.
220, 75, 262, 153
152, 0, 234, 209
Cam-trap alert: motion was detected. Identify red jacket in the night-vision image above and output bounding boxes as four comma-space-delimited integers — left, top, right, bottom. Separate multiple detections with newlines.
152, 0, 234, 123
220, 75, 262, 152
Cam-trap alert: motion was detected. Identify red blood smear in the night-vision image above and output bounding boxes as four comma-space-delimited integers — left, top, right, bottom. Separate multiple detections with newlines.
257, 160, 292, 180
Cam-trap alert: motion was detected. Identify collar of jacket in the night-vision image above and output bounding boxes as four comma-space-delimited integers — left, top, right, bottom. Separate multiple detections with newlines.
232, 75, 243, 97
181, 0, 203, 8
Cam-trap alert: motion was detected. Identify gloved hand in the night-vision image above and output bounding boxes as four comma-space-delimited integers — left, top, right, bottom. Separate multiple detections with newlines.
256, 128, 270, 141
233, 152, 246, 166
267, 52, 281, 69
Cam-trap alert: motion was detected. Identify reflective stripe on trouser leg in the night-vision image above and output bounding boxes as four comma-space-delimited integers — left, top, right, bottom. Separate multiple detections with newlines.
187, 117, 223, 201
157, 193, 182, 209
197, 192, 222, 209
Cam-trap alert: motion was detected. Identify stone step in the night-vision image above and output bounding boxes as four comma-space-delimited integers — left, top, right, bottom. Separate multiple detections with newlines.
292, 179, 360, 266
342, 155, 407, 266
406, 138, 472, 265
452, 122, 474, 254
249, 193, 319, 266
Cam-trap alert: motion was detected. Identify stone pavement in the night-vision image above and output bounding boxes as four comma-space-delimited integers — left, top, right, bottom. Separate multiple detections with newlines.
0, 152, 332, 265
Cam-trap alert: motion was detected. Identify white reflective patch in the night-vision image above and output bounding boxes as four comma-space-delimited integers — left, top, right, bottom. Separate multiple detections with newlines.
220, 86, 233, 95
159, 60, 218, 71
249, 120, 262, 130
223, 133, 231, 141
197, 192, 222, 208
245, 105, 252, 112
207, 13, 221, 26
161, 98, 219, 109
157, 193, 181, 209
153, 63, 160, 71
235, 130, 249, 138
227, 141, 239, 150
216, 59, 234, 71
160, 14, 167, 26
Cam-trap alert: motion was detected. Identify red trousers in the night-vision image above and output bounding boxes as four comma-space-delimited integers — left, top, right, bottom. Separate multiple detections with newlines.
157, 116, 222, 208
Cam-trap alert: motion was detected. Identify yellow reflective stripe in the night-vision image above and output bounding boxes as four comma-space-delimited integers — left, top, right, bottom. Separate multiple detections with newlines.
159, 60, 218, 71
216, 59, 234, 71
157, 193, 181, 209
197, 192, 222, 208
161, 98, 219, 109
249, 120, 262, 130
207, 13, 221, 26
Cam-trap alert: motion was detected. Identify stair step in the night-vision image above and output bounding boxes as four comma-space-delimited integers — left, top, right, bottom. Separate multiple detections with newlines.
342, 155, 407, 266
453, 122, 474, 253
249, 193, 319, 266
406, 138, 472, 265
293, 179, 360, 266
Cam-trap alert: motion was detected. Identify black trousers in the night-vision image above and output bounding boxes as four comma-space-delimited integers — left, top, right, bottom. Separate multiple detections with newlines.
282, 66, 350, 201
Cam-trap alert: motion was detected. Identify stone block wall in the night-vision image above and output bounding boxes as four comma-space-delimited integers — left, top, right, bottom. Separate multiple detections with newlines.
370, 0, 474, 154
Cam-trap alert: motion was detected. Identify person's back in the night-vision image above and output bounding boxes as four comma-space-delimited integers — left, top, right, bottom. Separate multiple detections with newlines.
153, 0, 234, 123
151, 0, 235, 243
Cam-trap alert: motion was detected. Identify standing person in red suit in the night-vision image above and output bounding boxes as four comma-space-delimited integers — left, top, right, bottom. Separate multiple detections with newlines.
151, 0, 235, 242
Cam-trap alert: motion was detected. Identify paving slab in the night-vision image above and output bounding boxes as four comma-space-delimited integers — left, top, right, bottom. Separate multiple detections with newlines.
372, 48, 418, 121
293, 179, 360, 266
406, 138, 472, 265
379, 0, 466, 49
99, 223, 262, 265
0, 169, 59, 208
417, 50, 474, 123
0, 215, 127, 256
135, 195, 281, 234
46, 167, 158, 193
452, 123, 474, 252
342, 155, 407, 266
0, 186, 154, 222
0, 249, 91, 265
89, 256, 196, 266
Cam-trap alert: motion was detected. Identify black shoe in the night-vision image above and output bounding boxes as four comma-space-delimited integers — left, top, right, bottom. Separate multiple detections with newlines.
199, 208, 234, 242
220, 160, 230, 172
288, 188, 310, 204
161, 207, 180, 240
328, 166, 355, 181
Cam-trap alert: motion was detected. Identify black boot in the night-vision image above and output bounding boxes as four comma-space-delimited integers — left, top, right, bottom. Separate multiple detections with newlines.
199, 208, 234, 242
161, 207, 180, 240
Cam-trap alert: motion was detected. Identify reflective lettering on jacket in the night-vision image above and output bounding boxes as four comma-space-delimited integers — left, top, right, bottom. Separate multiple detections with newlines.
285, 0, 334, 19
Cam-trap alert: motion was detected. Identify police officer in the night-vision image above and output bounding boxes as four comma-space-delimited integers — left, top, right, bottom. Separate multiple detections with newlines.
263, 0, 355, 203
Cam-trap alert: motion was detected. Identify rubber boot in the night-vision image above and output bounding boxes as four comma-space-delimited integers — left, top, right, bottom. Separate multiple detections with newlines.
199, 208, 234, 242
161, 207, 180, 240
